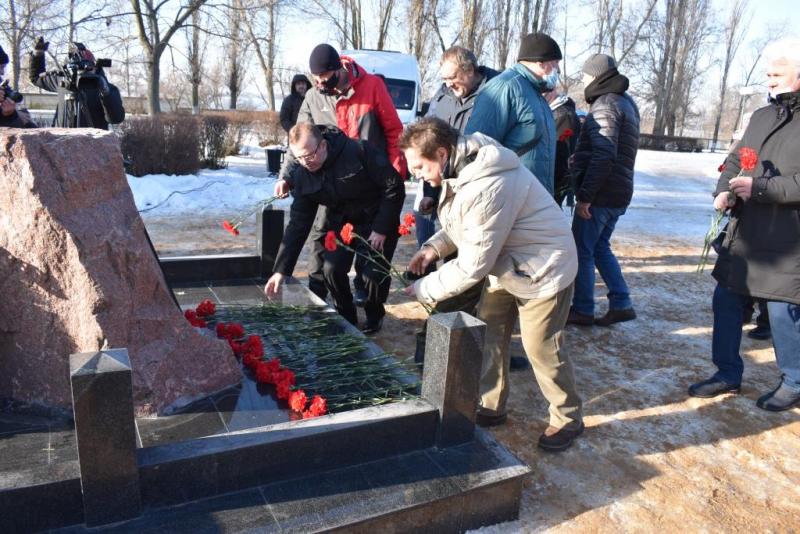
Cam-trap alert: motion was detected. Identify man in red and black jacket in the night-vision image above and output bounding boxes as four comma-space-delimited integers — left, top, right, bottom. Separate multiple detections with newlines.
275, 44, 406, 329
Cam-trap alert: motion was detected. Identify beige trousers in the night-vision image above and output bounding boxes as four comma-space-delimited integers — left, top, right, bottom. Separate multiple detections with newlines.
477, 283, 583, 430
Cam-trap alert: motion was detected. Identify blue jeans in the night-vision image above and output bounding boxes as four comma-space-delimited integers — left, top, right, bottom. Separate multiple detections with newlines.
571, 206, 631, 315
711, 284, 748, 385
414, 208, 437, 249
767, 300, 800, 391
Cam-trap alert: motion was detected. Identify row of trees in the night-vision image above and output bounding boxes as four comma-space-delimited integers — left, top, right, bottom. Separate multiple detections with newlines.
0, 0, 772, 142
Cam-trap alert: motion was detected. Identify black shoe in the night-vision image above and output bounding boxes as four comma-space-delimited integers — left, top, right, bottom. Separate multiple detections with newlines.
414, 331, 426, 366
595, 308, 636, 327
537, 422, 584, 452
756, 382, 800, 412
361, 317, 383, 335
475, 411, 507, 427
510, 356, 530, 371
747, 325, 771, 340
688, 377, 741, 398
353, 288, 368, 308
567, 308, 594, 326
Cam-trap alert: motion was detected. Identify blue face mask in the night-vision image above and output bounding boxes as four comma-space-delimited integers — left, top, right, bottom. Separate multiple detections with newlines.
543, 69, 560, 91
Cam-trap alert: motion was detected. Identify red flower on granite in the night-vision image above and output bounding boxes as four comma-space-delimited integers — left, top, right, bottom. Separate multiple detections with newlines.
558, 128, 574, 143
276, 381, 291, 400
340, 223, 354, 245
324, 230, 338, 251
717, 163, 726, 173
266, 357, 281, 373
243, 335, 264, 357
308, 395, 327, 417
243, 351, 261, 370
195, 299, 216, 317
398, 224, 411, 236
255, 361, 273, 384
738, 147, 758, 172
222, 220, 240, 236
184, 309, 207, 328
288, 389, 308, 412
228, 323, 245, 339
403, 213, 416, 227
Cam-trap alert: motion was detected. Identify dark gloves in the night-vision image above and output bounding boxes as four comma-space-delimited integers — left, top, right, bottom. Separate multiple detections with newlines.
33, 36, 49, 55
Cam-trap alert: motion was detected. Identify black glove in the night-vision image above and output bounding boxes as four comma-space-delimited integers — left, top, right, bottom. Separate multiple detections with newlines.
33, 36, 49, 54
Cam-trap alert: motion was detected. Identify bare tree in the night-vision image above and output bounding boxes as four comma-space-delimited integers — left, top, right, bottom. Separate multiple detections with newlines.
224, 0, 249, 109
129, 0, 208, 114
245, 0, 280, 110
494, 0, 514, 70
591, 0, 657, 68
711, 0, 748, 149
0, 0, 55, 88
375, 0, 396, 50
185, 8, 207, 114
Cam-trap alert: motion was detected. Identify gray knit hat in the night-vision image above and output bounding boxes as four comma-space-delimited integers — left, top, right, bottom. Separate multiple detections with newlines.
582, 54, 616, 77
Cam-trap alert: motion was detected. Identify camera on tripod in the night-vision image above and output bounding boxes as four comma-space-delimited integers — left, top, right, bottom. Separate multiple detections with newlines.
60, 42, 112, 93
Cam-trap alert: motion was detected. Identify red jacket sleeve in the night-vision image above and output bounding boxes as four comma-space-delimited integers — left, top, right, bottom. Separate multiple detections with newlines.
372, 78, 407, 179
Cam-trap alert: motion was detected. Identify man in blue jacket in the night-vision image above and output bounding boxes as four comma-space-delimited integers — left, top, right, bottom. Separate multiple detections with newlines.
465, 33, 560, 195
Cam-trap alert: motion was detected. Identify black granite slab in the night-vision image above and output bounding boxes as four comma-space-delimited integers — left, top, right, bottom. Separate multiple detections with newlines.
161, 254, 264, 284
136, 399, 228, 448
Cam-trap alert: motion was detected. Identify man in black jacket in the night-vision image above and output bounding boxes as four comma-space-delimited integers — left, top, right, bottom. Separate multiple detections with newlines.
28, 37, 124, 129
265, 123, 404, 333
0, 45, 35, 128
689, 39, 800, 411
279, 74, 311, 133
567, 53, 639, 327
546, 89, 580, 207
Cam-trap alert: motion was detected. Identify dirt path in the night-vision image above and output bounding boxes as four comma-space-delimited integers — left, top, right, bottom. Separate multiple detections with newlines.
144, 187, 799, 532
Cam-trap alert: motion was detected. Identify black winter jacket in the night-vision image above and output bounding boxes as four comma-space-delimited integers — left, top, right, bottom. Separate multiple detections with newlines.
571, 70, 639, 207
552, 96, 580, 203
273, 127, 405, 276
0, 107, 36, 128
712, 91, 800, 304
279, 74, 311, 133
28, 52, 125, 129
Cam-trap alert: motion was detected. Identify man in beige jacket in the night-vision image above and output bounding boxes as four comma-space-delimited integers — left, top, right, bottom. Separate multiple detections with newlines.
402, 118, 584, 451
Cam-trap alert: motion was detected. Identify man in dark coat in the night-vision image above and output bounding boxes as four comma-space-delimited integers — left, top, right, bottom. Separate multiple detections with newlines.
689, 39, 800, 411
0, 45, 35, 128
265, 123, 404, 333
279, 74, 311, 133
567, 53, 639, 327
28, 38, 124, 129
545, 89, 580, 207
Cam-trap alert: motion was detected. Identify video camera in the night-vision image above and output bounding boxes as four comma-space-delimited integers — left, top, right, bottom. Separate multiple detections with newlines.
0, 80, 23, 103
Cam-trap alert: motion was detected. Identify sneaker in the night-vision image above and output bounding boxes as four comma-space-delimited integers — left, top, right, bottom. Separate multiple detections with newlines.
746, 325, 771, 340
537, 422, 584, 452
475, 411, 508, 427
756, 382, 800, 412
595, 308, 636, 327
567, 309, 594, 326
688, 377, 741, 398
510, 356, 530, 371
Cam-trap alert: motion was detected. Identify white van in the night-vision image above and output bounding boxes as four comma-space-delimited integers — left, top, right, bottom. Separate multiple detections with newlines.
341, 49, 421, 125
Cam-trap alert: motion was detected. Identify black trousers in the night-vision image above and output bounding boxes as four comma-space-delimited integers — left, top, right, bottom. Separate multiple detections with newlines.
307, 207, 367, 300
322, 222, 398, 325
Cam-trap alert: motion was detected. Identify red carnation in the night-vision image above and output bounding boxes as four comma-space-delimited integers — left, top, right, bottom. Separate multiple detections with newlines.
184, 309, 197, 322
288, 389, 308, 412
255, 361, 273, 384
227, 323, 245, 340
229, 340, 243, 356
558, 128, 574, 143
242, 351, 261, 369
215, 322, 228, 338
266, 357, 281, 373
302, 410, 317, 419
324, 230, 337, 251
243, 335, 264, 356
195, 299, 216, 317
308, 395, 327, 417
403, 212, 416, 227
738, 147, 758, 172
398, 224, 411, 236
276, 381, 291, 400
340, 223, 355, 245
717, 163, 726, 173
222, 220, 240, 236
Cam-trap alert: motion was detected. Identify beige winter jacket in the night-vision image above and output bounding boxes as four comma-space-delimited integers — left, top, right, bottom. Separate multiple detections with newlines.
415, 134, 577, 304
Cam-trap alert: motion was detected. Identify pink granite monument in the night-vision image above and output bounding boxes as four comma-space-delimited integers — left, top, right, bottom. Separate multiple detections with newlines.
0, 128, 240, 415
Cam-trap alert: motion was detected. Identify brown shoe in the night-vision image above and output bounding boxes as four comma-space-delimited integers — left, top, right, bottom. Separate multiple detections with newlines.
537, 422, 584, 452
595, 308, 636, 327
567, 309, 594, 326
475, 411, 508, 428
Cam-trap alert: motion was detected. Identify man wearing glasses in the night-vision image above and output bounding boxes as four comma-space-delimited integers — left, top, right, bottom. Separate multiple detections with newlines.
265, 123, 404, 335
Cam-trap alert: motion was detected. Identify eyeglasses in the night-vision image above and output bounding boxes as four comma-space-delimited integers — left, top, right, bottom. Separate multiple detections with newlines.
295, 141, 323, 164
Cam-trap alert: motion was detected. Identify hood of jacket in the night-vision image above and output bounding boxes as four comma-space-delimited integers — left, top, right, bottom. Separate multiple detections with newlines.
290, 74, 311, 96
584, 68, 630, 104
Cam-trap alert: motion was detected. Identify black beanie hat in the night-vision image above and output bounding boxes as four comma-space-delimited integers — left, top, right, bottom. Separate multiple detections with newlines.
309, 43, 342, 74
517, 33, 562, 62
0, 45, 8, 65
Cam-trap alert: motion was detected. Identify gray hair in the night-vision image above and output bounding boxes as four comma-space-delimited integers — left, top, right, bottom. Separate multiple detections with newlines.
441, 46, 478, 72
763, 38, 800, 73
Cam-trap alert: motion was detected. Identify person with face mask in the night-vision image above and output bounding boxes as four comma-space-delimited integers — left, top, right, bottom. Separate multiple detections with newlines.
565, 53, 640, 328
688, 38, 800, 412
464, 32, 562, 196
271, 44, 405, 332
